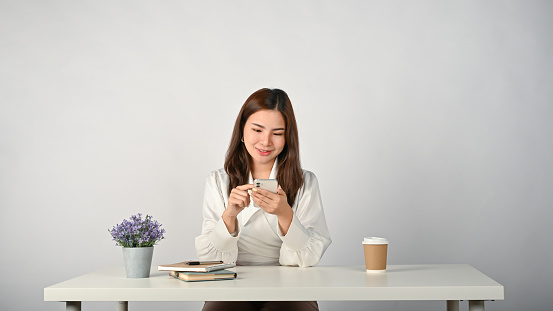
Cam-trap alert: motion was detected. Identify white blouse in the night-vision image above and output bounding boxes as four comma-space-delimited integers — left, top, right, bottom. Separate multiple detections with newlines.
195, 162, 331, 267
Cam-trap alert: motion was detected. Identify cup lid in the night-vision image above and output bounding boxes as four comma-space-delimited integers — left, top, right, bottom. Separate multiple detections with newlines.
362, 237, 388, 244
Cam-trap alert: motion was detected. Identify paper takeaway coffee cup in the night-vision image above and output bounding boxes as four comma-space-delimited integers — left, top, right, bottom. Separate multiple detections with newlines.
362, 237, 388, 273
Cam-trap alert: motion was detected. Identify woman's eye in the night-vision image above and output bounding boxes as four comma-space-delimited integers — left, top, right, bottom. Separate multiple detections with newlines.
274, 133, 283, 136
253, 128, 262, 133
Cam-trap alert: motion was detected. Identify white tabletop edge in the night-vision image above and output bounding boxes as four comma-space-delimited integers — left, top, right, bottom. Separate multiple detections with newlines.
44, 264, 505, 302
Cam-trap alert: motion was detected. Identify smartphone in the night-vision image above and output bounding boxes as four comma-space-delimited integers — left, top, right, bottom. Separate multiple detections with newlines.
253, 179, 278, 194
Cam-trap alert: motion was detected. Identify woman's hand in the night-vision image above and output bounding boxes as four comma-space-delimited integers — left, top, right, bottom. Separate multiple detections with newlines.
223, 184, 254, 234
227, 184, 254, 216
250, 186, 294, 235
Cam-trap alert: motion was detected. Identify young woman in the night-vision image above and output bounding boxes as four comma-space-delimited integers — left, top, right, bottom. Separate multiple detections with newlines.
195, 88, 331, 311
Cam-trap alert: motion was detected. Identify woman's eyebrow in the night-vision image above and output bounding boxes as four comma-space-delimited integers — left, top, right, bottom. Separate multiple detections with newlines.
252, 123, 285, 131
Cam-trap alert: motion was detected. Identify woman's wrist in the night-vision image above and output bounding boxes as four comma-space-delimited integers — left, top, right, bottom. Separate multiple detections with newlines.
277, 207, 294, 236
222, 211, 238, 234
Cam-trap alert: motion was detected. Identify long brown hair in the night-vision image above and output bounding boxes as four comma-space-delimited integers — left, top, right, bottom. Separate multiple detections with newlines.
224, 88, 304, 206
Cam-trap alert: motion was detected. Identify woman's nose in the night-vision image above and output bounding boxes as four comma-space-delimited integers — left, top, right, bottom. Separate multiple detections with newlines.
260, 133, 271, 146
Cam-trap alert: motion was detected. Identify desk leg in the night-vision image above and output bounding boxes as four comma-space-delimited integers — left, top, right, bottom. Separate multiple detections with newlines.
66, 301, 81, 311
116, 301, 128, 311
446, 300, 459, 311
469, 300, 485, 311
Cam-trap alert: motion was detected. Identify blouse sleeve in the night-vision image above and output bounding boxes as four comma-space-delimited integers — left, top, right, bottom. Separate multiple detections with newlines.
278, 171, 332, 267
194, 171, 239, 263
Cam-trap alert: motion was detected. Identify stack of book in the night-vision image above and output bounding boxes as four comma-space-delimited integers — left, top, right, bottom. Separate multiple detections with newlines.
158, 261, 237, 282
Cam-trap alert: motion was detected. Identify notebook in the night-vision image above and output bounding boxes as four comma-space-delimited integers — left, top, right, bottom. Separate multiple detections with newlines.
169, 270, 237, 282
158, 261, 236, 272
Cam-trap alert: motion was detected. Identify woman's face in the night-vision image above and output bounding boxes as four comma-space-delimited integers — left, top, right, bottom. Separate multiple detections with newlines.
243, 109, 286, 167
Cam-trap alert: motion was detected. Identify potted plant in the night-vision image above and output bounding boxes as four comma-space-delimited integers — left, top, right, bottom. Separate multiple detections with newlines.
109, 213, 165, 278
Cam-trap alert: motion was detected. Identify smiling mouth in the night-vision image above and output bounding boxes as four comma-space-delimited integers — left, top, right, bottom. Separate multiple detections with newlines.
256, 148, 272, 155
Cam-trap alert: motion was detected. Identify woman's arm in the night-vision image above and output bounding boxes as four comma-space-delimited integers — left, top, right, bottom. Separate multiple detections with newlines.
277, 171, 332, 267
194, 171, 240, 263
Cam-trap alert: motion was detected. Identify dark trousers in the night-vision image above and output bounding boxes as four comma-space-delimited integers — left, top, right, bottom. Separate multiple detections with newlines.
202, 301, 319, 311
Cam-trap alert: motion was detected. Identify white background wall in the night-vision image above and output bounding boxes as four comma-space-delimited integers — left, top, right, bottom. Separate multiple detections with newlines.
1, 1, 552, 310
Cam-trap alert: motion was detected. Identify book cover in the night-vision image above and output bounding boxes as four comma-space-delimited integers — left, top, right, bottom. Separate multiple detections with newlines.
169, 270, 237, 282
158, 261, 236, 272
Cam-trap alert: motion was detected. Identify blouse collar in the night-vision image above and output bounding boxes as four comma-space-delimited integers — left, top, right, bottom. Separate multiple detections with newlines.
248, 158, 278, 184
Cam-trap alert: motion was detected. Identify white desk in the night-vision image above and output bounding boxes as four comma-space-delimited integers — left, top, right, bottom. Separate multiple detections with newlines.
44, 264, 504, 311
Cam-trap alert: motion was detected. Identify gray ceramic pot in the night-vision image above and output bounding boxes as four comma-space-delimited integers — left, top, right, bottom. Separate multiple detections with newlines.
122, 247, 154, 278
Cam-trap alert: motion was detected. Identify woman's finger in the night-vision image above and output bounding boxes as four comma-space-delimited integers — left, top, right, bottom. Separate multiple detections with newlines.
231, 188, 249, 197
230, 188, 251, 208
231, 188, 251, 201
251, 194, 270, 210
236, 184, 254, 191
252, 187, 278, 200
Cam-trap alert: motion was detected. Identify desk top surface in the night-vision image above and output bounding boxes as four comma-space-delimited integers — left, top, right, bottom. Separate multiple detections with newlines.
44, 264, 504, 302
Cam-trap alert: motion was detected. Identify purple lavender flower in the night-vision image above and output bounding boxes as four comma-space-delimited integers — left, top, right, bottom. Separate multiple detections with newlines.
108, 213, 165, 247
